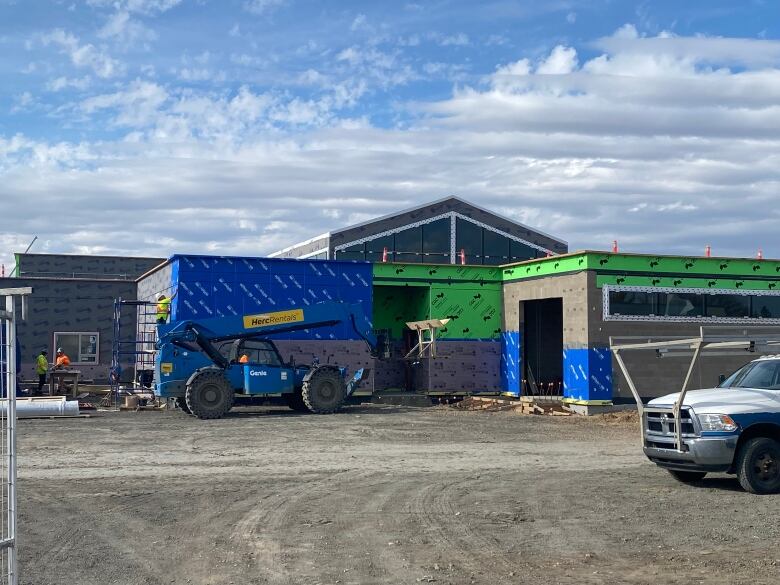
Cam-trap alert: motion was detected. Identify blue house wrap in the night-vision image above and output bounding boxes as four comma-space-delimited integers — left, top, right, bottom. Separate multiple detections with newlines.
500, 331, 521, 396
563, 346, 613, 402
168, 255, 373, 341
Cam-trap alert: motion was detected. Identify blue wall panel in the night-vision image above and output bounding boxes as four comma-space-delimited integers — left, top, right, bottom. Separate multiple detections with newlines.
171, 255, 373, 341
500, 330, 521, 396
563, 346, 613, 402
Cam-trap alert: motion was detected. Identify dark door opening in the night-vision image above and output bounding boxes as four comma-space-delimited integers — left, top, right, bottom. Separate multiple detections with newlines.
522, 298, 563, 396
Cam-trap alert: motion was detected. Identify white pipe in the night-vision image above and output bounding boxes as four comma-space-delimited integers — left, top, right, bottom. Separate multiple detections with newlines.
0, 397, 79, 418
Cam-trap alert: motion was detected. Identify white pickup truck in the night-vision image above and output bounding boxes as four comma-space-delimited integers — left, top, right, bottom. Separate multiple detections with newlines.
644, 355, 780, 494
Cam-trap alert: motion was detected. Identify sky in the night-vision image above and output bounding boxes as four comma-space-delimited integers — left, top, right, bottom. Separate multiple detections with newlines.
1, 0, 779, 270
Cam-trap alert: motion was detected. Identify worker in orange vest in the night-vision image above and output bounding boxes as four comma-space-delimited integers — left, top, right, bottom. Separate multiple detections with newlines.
54, 348, 71, 369
239, 354, 249, 364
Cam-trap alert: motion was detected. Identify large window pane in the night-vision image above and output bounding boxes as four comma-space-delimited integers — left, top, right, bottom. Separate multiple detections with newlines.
422, 219, 450, 263
335, 243, 365, 261
510, 240, 537, 262
752, 295, 780, 318
365, 235, 394, 262
394, 226, 422, 263
456, 218, 482, 264
706, 294, 750, 318
482, 230, 510, 265
658, 292, 704, 317
609, 291, 657, 316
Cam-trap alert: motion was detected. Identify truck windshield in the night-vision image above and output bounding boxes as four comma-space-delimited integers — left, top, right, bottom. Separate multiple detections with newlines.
719, 360, 780, 390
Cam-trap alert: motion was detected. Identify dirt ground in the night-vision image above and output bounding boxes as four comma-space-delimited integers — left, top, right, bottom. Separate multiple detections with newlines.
18, 404, 780, 585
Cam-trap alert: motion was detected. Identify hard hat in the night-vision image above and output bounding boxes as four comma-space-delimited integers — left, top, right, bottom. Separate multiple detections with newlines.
56, 347, 63, 353
158, 295, 166, 300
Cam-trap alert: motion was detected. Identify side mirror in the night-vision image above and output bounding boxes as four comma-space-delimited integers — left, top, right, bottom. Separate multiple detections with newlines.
718, 374, 726, 384
288, 354, 295, 367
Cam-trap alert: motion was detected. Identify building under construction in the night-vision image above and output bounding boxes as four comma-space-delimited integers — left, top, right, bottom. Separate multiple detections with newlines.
4, 196, 780, 411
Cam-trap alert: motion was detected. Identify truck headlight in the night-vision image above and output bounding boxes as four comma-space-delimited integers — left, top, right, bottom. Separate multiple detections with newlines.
697, 413, 738, 432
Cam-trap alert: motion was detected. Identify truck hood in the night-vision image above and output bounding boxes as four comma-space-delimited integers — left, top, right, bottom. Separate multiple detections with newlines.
648, 387, 780, 415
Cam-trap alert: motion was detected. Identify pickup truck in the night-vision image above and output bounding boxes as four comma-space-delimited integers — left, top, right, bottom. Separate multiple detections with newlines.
644, 355, 780, 494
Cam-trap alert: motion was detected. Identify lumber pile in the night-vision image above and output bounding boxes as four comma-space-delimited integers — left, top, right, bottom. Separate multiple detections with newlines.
451, 396, 573, 416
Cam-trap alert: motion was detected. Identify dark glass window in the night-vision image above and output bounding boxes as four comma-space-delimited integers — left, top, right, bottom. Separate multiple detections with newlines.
394, 226, 422, 263
510, 240, 537, 262
658, 292, 704, 317
705, 294, 750, 318
482, 230, 510, 265
422, 219, 450, 263
365, 235, 394, 262
335, 243, 365, 261
609, 291, 657, 316
456, 218, 482, 264
751, 295, 780, 318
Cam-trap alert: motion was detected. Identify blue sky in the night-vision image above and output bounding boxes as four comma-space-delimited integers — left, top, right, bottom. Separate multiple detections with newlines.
1, 0, 779, 267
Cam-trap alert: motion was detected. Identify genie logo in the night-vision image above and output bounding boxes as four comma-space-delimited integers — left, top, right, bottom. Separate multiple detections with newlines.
249, 370, 268, 377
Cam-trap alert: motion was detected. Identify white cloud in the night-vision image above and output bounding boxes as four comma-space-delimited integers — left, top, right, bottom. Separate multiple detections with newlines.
46, 76, 91, 92
3, 25, 780, 269
87, 0, 182, 15
433, 32, 470, 47
41, 29, 122, 78
350, 14, 368, 32
98, 10, 157, 47
243, 0, 287, 15
536, 45, 577, 74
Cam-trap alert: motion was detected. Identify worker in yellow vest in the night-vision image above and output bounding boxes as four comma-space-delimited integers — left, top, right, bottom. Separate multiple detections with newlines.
156, 290, 178, 324
35, 349, 49, 395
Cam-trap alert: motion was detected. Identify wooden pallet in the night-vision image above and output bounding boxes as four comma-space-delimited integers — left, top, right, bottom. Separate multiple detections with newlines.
451, 396, 573, 416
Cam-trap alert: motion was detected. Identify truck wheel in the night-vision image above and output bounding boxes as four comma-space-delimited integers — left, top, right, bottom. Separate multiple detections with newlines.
185, 371, 234, 420
176, 397, 192, 415
284, 388, 309, 412
302, 367, 346, 414
667, 469, 707, 484
736, 437, 780, 494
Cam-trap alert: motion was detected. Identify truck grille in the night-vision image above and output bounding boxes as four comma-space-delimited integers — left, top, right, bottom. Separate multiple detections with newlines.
644, 408, 698, 438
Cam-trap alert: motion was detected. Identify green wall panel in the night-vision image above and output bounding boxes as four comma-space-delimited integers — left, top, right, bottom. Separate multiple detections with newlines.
596, 275, 780, 291
430, 284, 502, 340
373, 285, 430, 339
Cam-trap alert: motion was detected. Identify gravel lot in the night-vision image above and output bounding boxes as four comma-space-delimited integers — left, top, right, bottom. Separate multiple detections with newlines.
17, 405, 780, 585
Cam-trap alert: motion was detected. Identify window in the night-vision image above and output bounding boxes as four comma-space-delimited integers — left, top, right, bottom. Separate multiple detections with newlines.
456, 218, 482, 264
237, 339, 282, 366
422, 219, 450, 263
510, 240, 537, 262
705, 294, 750, 318
53, 332, 99, 364
365, 235, 394, 262
483, 230, 510, 264
658, 292, 703, 317
336, 243, 365, 261
752, 295, 780, 319
394, 226, 423, 263
609, 291, 657, 316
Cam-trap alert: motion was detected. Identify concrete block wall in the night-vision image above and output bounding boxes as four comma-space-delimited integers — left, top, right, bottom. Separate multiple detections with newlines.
502, 272, 601, 400
413, 340, 503, 393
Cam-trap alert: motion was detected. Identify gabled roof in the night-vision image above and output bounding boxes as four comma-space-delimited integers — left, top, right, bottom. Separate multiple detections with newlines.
332, 195, 566, 246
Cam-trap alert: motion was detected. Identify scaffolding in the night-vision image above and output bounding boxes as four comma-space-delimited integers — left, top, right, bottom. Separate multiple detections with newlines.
109, 298, 159, 407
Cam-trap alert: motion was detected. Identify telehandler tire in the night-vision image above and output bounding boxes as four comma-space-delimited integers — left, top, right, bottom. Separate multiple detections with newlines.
176, 396, 192, 415
284, 388, 309, 412
185, 371, 235, 420
302, 367, 346, 414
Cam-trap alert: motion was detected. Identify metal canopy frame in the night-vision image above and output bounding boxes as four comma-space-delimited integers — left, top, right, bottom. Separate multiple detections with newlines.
610, 326, 780, 452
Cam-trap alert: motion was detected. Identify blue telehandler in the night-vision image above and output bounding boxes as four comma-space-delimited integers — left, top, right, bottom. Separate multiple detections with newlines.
154, 301, 385, 419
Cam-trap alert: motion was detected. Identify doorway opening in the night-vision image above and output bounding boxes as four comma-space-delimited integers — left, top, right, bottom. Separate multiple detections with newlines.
522, 298, 563, 397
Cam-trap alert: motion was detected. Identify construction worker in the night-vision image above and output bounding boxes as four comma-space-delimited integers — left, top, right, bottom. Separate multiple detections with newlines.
239, 354, 249, 364
54, 348, 71, 393
54, 348, 70, 369
156, 290, 178, 324
35, 349, 48, 396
